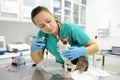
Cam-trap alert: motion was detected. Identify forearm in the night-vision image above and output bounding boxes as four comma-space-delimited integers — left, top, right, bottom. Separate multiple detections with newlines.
84, 39, 99, 55
30, 50, 44, 64
85, 43, 99, 55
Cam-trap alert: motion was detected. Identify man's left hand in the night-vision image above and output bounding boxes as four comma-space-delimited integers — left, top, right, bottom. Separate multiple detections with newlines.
62, 46, 86, 60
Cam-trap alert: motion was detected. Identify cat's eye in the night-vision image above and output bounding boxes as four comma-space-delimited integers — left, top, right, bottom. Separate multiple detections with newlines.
63, 41, 67, 44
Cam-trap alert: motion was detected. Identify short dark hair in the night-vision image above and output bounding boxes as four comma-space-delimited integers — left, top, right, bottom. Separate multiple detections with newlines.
31, 6, 51, 24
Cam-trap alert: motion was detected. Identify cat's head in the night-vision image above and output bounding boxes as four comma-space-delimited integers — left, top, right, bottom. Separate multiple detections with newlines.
57, 35, 70, 52
57, 35, 69, 46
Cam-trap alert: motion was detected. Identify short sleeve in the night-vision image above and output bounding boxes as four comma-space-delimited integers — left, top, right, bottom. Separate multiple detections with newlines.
59, 22, 90, 46
71, 24, 90, 46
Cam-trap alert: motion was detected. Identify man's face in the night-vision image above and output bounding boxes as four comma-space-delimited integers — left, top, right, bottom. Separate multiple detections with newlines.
33, 11, 57, 34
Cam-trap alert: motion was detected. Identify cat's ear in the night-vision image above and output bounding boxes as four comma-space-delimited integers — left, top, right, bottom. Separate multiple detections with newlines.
65, 35, 69, 41
61, 35, 69, 41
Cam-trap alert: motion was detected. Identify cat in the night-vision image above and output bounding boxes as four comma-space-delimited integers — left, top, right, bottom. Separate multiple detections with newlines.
57, 35, 88, 75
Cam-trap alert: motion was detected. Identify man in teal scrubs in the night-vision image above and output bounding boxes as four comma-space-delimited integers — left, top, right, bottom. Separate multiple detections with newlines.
30, 6, 99, 66
37, 22, 90, 64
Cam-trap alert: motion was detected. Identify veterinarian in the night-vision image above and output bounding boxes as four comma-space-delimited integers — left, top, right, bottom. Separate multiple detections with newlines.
30, 6, 99, 65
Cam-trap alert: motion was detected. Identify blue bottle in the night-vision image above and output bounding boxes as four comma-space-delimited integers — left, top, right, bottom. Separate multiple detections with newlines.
18, 51, 26, 66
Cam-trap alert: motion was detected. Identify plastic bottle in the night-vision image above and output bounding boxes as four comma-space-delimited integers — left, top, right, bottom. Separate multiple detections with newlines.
18, 51, 26, 66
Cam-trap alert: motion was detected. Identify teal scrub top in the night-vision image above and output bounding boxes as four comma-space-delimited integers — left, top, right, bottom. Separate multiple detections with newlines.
37, 22, 90, 64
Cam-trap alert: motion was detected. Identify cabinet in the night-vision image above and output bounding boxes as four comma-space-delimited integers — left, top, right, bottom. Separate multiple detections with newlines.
72, 1, 79, 24
0, 0, 39, 22
53, 0, 62, 21
0, 0, 87, 26
64, 0, 72, 22
0, 0, 20, 21
40, 0, 86, 27
20, 0, 40, 22
80, 0, 87, 27
40, 0, 87, 27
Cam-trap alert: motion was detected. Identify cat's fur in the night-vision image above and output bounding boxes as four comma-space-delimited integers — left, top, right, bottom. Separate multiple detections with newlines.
57, 36, 88, 75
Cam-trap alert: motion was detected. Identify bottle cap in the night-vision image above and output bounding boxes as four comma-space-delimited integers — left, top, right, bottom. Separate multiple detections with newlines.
20, 51, 23, 56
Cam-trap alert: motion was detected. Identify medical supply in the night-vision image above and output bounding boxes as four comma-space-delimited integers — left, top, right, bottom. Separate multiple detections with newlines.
7, 43, 30, 52
12, 51, 26, 66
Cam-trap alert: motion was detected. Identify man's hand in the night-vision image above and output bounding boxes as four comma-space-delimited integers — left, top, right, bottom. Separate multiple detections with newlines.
31, 39, 45, 52
62, 46, 86, 60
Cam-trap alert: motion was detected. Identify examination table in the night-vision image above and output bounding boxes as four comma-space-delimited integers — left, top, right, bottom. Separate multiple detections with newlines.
0, 58, 110, 80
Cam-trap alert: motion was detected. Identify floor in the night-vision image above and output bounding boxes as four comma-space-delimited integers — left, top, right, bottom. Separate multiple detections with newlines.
94, 55, 120, 80
101, 65, 120, 80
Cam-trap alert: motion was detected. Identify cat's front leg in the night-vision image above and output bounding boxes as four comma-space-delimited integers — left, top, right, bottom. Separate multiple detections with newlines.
64, 63, 68, 76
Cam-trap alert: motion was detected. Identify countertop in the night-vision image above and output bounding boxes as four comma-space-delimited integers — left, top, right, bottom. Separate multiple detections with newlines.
0, 64, 72, 80
0, 57, 110, 80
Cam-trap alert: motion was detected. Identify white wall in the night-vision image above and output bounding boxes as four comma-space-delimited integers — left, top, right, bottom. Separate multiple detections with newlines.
0, 21, 38, 43
86, 0, 98, 38
86, 0, 120, 50
0, 0, 120, 49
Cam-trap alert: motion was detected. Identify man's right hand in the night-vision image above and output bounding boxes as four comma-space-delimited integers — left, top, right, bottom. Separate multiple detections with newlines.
31, 39, 45, 52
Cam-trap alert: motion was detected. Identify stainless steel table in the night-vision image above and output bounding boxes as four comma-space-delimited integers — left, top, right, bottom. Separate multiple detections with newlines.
97, 50, 120, 67
0, 64, 73, 80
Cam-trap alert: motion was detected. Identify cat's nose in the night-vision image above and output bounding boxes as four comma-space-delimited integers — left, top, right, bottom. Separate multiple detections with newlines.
63, 41, 67, 44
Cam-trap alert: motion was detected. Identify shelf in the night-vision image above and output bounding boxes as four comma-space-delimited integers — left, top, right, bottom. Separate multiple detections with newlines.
0, 51, 30, 59
97, 28, 109, 37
